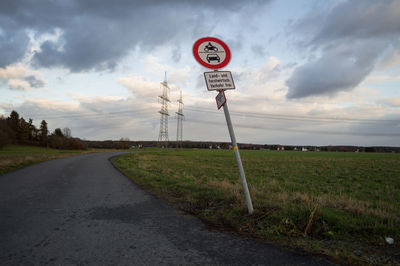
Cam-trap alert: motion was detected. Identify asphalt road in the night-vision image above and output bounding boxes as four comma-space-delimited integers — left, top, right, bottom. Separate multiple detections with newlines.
0, 152, 332, 265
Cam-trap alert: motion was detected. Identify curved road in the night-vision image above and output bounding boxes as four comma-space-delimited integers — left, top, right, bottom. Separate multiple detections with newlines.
0, 152, 331, 265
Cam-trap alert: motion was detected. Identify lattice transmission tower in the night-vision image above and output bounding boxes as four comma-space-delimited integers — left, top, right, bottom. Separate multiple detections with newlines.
158, 72, 170, 144
176, 90, 184, 146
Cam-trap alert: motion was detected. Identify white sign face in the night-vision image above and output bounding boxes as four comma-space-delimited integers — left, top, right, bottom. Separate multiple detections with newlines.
198, 42, 226, 64
204, 71, 235, 91
216, 90, 226, 110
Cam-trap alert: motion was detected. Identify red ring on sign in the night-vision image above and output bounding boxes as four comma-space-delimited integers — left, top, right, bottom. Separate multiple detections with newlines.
192, 37, 231, 70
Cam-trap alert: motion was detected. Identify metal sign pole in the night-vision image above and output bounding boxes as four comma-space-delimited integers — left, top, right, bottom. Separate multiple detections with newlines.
222, 97, 254, 214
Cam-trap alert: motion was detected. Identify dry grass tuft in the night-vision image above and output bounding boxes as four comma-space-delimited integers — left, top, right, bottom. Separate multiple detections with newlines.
207, 179, 244, 203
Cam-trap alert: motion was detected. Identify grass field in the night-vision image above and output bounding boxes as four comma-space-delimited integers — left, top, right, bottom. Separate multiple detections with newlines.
113, 149, 400, 265
0, 145, 91, 175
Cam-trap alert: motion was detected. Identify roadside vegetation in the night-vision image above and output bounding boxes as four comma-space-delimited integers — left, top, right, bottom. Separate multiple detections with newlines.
113, 149, 400, 265
0, 110, 86, 150
0, 145, 91, 175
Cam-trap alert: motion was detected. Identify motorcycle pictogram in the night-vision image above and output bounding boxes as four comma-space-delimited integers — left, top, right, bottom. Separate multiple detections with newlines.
204, 42, 218, 52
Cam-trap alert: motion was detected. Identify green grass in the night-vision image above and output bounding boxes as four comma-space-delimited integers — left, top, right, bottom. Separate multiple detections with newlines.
0, 145, 91, 174
113, 149, 400, 265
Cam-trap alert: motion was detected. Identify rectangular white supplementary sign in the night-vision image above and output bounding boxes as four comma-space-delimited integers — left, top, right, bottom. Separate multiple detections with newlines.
204, 71, 235, 91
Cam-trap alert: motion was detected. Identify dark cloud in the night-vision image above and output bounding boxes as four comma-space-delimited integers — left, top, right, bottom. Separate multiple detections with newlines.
0, 20, 29, 67
0, 0, 270, 72
287, 40, 385, 98
312, 1, 400, 45
24, 75, 45, 88
286, 0, 400, 99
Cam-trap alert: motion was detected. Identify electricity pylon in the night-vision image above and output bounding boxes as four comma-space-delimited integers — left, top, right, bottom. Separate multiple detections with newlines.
158, 72, 170, 145
176, 90, 184, 147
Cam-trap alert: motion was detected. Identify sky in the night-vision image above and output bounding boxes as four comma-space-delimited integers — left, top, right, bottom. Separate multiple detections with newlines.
0, 0, 399, 146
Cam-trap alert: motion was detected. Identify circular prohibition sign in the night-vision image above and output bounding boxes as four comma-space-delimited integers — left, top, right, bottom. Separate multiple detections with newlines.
192, 37, 231, 70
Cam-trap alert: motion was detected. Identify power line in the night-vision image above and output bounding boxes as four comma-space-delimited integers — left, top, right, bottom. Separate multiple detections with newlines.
5, 104, 398, 125
185, 106, 400, 124
185, 117, 400, 137
21, 108, 154, 120
4, 102, 398, 138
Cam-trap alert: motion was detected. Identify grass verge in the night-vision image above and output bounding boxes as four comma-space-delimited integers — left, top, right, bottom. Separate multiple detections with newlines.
1, 145, 94, 175
112, 149, 400, 265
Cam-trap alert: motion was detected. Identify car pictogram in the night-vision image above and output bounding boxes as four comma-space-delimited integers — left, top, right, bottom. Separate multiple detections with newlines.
207, 54, 220, 63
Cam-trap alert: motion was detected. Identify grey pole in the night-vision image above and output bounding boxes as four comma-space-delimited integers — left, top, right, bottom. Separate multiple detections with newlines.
222, 98, 254, 214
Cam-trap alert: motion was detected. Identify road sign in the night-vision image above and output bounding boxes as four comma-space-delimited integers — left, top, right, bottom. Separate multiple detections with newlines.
216, 90, 226, 110
204, 71, 235, 91
196, 37, 254, 214
193, 37, 231, 69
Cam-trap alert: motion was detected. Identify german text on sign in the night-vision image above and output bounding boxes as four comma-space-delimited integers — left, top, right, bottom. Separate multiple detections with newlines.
204, 71, 235, 91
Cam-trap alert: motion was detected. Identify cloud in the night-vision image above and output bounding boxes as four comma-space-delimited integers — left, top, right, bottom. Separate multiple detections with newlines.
311, 1, 400, 45
70, 94, 125, 104
25, 98, 80, 111
0, 64, 27, 79
2, 80, 399, 146
24, 75, 45, 88
251, 44, 266, 57
378, 45, 400, 70
349, 114, 400, 146
7, 79, 30, 91
365, 74, 400, 83
0, 0, 270, 72
169, 66, 191, 87
0, 64, 46, 90
286, 41, 383, 98
286, 0, 400, 99
377, 98, 400, 108
230, 56, 282, 96
118, 75, 160, 99
171, 45, 181, 63
0, 27, 29, 67
4, 94, 160, 140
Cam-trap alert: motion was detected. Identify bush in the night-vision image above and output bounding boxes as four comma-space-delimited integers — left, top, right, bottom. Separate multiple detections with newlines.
48, 135, 87, 150
65, 138, 87, 150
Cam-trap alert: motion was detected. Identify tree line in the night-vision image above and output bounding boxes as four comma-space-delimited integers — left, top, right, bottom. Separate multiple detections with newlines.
84, 140, 400, 153
0, 110, 86, 150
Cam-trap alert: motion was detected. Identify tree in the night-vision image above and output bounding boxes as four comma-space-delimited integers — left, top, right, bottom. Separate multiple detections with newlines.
7, 110, 20, 133
0, 130, 9, 148
28, 118, 38, 142
48, 134, 63, 149
18, 118, 30, 143
39, 120, 48, 146
115, 137, 131, 149
53, 128, 64, 137
62, 127, 71, 138
0, 116, 14, 148
0, 116, 15, 145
